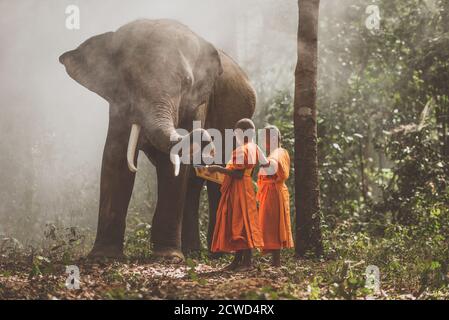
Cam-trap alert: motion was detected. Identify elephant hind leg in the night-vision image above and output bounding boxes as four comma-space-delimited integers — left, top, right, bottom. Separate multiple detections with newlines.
206, 180, 221, 253
181, 172, 205, 255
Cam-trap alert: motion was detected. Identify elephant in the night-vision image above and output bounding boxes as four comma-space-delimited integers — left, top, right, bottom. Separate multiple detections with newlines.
59, 19, 256, 261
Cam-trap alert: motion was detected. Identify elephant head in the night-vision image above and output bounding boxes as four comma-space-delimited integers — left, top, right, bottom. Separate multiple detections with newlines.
59, 19, 221, 174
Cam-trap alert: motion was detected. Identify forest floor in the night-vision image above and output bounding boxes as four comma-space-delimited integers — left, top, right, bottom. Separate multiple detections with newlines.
0, 256, 310, 300
0, 250, 438, 300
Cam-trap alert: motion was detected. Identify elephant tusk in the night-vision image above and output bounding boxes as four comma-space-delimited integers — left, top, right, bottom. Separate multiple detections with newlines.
127, 124, 141, 173
170, 152, 181, 176
201, 130, 215, 159
206, 143, 216, 158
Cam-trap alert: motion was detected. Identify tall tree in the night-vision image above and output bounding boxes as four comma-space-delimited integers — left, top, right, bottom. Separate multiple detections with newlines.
294, 0, 323, 257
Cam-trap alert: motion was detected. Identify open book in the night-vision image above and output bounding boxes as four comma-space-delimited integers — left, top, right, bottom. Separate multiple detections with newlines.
194, 165, 225, 185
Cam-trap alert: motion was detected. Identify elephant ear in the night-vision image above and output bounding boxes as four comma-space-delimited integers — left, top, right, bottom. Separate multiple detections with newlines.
185, 39, 223, 109
59, 32, 120, 102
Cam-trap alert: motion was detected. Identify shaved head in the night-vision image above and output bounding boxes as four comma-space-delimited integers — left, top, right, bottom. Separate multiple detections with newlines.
263, 124, 282, 153
234, 118, 256, 146
264, 125, 282, 144
235, 118, 255, 130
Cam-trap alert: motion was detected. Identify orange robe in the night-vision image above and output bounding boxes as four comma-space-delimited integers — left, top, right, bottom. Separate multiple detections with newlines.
257, 148, 294, 250
211, 142, 264, 253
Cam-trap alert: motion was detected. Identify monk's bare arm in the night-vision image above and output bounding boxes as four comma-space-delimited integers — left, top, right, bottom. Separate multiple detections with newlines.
257, 146, 270, 167
207, 165, 244, 179
259, 158, 279, 176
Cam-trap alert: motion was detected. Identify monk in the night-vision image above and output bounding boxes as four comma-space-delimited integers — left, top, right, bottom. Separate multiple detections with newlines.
257, 125, 294, 267
205, 118, 268, 271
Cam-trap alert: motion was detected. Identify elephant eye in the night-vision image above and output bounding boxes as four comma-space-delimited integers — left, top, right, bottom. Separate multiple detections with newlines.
183, 75, 193, 88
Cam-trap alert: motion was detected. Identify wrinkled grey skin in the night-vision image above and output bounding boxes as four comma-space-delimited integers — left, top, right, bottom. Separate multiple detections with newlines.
59, 19, 256, 261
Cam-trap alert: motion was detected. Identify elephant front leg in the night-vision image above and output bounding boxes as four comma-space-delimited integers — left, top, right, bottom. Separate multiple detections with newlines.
89, 122, 137, 260
181, 173, 205, 255
151, 156, 189, 262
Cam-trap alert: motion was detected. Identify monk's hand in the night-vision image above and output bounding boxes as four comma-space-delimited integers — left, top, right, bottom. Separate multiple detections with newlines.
196, 167, 207, 174
231, 170, 244, 179
207, 165, 222, 173
202, 155, 214, 164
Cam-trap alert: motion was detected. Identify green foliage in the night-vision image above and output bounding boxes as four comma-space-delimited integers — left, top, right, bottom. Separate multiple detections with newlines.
28, 255, 51, 278
42, 224, 88, 263
258, 0, 449, 297
186, 258, 207, 284
125, 220, 152, 260
104, 287, 142, 300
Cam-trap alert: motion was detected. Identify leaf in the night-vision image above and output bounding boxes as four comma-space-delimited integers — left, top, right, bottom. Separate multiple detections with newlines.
332, 143, 342, 151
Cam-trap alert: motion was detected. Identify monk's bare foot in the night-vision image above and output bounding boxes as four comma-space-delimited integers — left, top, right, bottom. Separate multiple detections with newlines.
223, 252, 243, 271
208, 252, 223, 260
234, 263, 253, 272
223, 259, 241, 271
272, 250, 281, 267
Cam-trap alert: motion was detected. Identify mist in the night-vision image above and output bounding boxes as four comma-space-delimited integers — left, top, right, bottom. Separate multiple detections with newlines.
2, 0, 449, 301
0, 0, 345, 242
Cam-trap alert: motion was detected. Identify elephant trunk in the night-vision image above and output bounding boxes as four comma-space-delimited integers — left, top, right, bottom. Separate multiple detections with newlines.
127, 97, 214, 176
126, 121, 184, 176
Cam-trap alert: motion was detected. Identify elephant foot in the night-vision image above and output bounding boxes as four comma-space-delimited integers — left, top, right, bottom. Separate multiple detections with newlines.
152, 245, 185, 264
182, 247, 201, 259
87, 245, 126, 261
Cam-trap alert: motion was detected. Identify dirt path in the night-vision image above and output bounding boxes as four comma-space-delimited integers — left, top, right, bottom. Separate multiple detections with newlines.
0, 258, 311, 300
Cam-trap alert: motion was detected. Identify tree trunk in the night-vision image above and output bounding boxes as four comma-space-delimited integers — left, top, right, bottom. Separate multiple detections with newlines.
294, 0, 323, 257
